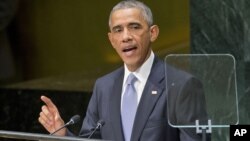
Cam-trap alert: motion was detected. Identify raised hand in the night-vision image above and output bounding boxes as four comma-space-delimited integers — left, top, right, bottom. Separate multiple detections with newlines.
38, 95, 66, 136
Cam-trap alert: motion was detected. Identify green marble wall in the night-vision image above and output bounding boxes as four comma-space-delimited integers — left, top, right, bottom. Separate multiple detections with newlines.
0, 0, 191, 139
11, 0, 189, 83
190, 0, 250, 140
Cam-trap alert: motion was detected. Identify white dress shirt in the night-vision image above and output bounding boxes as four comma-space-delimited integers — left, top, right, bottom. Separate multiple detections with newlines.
121, 51, 155, 108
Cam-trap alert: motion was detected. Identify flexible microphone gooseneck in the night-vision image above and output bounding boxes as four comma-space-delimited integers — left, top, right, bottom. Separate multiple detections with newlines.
50, 115, 80, 135
88, 120, 105, 139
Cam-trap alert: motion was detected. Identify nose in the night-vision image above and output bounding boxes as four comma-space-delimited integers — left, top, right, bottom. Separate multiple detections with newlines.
122, 28, 132, 42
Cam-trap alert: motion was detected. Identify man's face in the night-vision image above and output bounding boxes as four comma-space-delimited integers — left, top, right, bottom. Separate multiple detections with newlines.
108, 8, 159, 71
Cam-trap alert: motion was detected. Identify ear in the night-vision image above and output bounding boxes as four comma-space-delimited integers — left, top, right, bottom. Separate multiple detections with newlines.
149, 25, 159, 42
108, 32, 115, 49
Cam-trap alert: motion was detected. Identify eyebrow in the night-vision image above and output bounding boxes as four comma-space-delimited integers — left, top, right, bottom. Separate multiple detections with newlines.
111, 22, 142, 30
128, 22, 141, 26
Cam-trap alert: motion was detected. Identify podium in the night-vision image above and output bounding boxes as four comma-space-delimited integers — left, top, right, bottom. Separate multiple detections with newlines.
165, 54, 238, 141
0, 130, 108, 141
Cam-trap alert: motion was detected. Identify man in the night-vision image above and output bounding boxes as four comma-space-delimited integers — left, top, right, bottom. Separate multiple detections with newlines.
39, 0, 208, 141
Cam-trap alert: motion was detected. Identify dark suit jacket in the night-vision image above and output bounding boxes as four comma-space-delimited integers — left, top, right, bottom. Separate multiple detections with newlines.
77, 57, 207, 141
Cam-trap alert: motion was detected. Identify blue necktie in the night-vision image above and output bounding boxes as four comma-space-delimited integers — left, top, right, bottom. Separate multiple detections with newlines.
121, 73, 138, 141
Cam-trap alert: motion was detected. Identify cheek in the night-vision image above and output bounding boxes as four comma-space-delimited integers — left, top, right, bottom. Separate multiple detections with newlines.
109, 34, 119, 49
111, 40, 120, 50
113, 45, 122, 56
114, 47, 120, 53
139, 36, 151, 48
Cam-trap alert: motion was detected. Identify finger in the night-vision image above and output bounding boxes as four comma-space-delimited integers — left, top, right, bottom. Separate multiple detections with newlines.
41, 105, 54, 121
41, 96, 59, 113
40, 110, 53, 125
39, 113, 50, 127
38, 116, 54, 133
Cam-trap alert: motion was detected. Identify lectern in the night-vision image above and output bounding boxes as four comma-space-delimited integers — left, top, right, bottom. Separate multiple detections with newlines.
165, 54, 239, 141
0, 130, 109, 141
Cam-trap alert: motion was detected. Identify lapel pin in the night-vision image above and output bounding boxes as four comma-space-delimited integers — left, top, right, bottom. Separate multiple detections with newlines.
151, 91, 157, 95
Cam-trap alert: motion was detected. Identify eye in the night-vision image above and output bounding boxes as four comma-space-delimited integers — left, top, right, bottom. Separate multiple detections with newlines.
112, 27, 123, 33
131, 25, 140, 29
129, 23, 141, 30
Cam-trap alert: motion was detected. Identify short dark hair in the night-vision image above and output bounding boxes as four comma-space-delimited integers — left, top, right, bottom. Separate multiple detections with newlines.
109, 0, 153, 27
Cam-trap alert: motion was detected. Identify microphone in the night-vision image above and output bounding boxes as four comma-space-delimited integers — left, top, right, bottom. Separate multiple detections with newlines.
50, 115, 80, 135
88, 120, 105, 139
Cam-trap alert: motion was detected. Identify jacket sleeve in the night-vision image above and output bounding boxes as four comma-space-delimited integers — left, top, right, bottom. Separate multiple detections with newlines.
78, 80, 102, 139
176, 77, 210, 141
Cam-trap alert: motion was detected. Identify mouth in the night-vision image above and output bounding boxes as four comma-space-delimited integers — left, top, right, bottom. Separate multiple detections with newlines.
122, 46, 137, 52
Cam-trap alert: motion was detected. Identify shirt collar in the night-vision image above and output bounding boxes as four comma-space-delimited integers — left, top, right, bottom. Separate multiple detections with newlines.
124, 51, 155, 85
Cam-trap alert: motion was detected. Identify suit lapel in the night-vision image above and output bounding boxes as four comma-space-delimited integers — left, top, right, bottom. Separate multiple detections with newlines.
131, 58, 165, 140
109, 68, 125, 141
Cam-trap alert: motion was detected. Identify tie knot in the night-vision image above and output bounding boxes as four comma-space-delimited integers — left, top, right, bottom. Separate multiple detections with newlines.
126, 73, 137, 85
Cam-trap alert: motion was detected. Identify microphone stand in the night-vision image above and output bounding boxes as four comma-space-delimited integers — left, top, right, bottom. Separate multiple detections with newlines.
88, 120, 105, 139
50, 115, 80, 135
50, 123, 70, 135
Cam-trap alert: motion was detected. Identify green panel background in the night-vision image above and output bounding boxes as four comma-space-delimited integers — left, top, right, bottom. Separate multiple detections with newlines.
15, 0, 190, 84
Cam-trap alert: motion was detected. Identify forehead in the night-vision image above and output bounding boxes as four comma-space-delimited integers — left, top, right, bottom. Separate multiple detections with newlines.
109, 8, 147, 27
